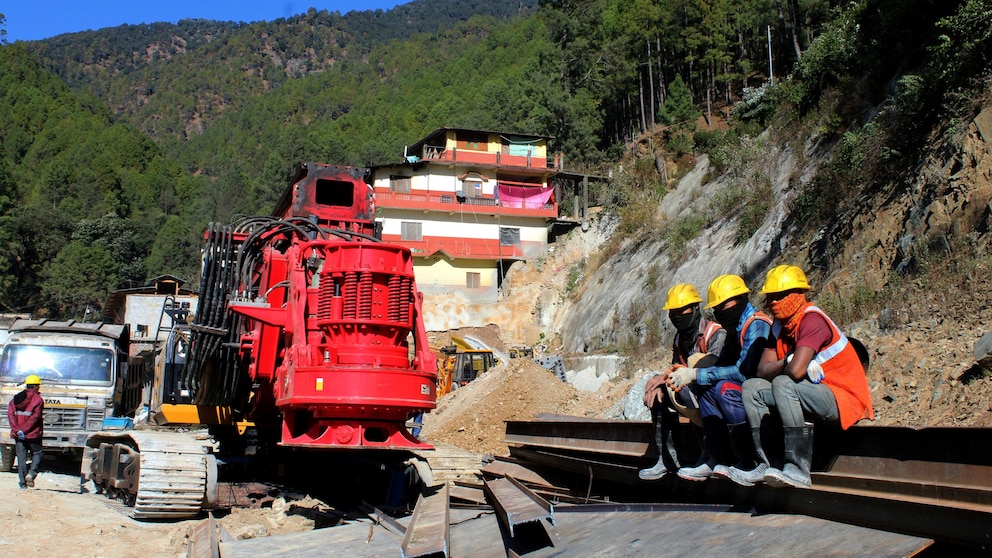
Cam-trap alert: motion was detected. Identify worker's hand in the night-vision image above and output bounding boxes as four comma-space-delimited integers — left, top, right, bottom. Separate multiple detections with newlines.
16, 431, 24, 440
788, 353, 824, 383
667, 367, 696, 391
806, 360, 824, 384
642, 374, 668, 407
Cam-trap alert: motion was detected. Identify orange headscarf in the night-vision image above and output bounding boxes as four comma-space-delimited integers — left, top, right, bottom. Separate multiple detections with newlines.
767, 292, 810, 339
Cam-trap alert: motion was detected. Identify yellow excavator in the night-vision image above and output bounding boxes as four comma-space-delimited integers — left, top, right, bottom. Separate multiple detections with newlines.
435, 337, 500, 396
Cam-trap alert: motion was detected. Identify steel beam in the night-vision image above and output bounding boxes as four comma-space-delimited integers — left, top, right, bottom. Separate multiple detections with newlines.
484, 476, 555, 538
401, 484, 450, 558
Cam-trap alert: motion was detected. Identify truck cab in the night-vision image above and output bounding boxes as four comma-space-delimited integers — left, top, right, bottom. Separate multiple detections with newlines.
0, 320, 141, 469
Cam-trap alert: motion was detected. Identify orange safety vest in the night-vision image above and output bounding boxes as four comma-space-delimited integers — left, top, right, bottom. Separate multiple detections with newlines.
739, 310, 772, 346
773, 306, 874, 429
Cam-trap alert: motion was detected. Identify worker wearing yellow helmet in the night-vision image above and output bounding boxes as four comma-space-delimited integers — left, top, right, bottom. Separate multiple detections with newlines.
639, 283, 726, 481
8, 374, 44, 489
664, 275, 773, 484
741, 265, 874, 489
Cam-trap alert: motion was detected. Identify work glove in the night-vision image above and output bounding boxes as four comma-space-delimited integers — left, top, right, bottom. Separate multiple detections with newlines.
667, 367, 696, 391
786, 354, 824, 383
16, 431, 25, 440
805, 360, 824, 384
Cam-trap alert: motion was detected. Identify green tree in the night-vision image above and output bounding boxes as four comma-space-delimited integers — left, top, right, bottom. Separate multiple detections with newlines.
41, 242, 117, 318
73, 214, 150, 289
145, 215, 201, 284
0, 207, 73, 314
660, 75, 699, 125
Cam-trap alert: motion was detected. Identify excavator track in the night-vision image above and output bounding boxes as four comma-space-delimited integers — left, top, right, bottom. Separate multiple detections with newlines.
82, 430, 217, 520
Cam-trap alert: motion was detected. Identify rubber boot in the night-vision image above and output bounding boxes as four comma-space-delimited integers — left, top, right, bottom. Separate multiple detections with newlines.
725, 427, 770, 487
764, 425, 813, 488
688, 423, 710, 468
639, 407, 680, 480
713, 422, 757, 482
677, 418, 725, 482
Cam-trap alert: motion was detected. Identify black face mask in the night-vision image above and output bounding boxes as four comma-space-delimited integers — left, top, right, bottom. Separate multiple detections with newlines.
713, 299, 748, 330
670, 306, 700, 335
670, 306, 702, 358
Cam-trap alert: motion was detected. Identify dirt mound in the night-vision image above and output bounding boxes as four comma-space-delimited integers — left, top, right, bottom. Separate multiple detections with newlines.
420, 358, 630, 456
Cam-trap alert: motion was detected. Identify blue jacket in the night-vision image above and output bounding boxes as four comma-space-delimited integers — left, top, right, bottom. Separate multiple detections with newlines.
696, 303, 772, 386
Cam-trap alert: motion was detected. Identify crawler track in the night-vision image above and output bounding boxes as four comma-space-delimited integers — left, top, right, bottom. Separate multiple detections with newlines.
82, 430, 217, 519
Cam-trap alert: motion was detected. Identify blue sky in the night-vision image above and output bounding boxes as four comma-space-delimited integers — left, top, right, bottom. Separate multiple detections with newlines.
2, 1, 408, 43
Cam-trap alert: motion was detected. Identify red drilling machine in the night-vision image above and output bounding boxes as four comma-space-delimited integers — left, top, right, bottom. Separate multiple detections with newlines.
82, 163, 438, 518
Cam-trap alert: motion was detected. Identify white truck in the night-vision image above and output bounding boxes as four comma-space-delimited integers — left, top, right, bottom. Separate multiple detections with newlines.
0, 319, 142, 470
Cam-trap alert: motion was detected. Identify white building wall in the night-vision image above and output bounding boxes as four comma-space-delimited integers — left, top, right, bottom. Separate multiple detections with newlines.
381, 211, 548, 243
124, 295, 199, 342
375, 169, 500, 197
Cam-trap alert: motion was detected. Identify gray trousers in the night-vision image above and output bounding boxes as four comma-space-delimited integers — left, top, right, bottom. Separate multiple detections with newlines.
742, 375, 839, 428
15, 438, 42, 487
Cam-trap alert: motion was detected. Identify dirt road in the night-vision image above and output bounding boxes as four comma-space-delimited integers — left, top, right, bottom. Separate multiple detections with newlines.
0, 460, 187, 557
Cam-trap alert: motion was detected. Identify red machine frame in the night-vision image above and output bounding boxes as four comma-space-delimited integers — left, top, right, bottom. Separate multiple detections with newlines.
218, 163, 437, 449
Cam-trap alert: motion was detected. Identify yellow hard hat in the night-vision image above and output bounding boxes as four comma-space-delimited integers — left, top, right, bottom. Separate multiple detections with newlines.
705, 274, 750, 308
662, 283, 702, 310
759, 265, 810, 295
24, 374, 42, 386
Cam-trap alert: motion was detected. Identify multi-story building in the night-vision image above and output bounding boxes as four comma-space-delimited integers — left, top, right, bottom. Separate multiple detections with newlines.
370, 128, 563, 299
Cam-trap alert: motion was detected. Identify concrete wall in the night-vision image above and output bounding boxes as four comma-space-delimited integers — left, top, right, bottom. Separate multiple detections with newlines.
124, 294, 199, 342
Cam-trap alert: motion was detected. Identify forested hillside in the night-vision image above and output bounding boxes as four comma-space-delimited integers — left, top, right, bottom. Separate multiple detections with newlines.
1, 0, 991, 325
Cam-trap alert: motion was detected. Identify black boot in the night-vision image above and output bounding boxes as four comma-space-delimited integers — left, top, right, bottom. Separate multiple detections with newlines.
764, 425, 813, 488
724, 426, 770, 487
677, 417, 727, 482
639, 406, 680, 480
714, 422, 754, 480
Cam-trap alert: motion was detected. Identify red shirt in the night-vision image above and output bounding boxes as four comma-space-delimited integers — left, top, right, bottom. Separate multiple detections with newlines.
793, 312, 833, 354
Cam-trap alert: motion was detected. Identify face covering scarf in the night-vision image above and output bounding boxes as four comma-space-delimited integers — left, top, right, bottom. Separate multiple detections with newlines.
671, 306, 702, 358
713, 300, 747, 330
767, 292, 809, 339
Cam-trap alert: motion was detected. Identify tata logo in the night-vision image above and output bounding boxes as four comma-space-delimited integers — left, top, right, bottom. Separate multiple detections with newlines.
44, 398, 63, 405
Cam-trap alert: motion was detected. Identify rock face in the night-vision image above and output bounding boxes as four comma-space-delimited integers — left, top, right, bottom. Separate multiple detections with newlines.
421, 104, 992, 430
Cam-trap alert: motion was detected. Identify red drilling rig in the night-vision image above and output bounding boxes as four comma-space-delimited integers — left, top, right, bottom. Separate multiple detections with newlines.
82, 163, 438, 518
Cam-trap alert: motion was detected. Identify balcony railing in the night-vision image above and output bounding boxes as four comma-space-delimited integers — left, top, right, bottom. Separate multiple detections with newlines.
418, 145, 563, 171
377, 191, 556, 215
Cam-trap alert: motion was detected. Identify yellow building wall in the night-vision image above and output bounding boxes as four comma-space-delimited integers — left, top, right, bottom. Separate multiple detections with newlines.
442, 131, 547, 158
414, 256, 499, 290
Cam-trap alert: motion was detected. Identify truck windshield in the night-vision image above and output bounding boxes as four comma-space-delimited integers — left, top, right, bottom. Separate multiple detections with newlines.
0, 345, 113, 384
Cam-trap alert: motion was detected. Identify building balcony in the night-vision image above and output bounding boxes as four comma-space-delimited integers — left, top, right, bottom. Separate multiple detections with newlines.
417, 145, 563, 172
380, 234, 532, 261
375, 190, 558, 218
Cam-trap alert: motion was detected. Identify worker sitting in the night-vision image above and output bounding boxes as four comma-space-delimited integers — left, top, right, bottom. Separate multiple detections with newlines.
741, 265, 875, 488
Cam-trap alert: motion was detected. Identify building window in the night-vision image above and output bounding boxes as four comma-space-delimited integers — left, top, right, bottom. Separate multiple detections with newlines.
463, 180, 483, 198
401, 222, 422, 241
456, 131, 488, 151
467, 272, 481, 289
390, 175, 411, 193
500, 227, 520, 246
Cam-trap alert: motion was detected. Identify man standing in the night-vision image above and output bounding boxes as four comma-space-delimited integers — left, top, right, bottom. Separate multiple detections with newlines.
8, 374, 44, 489
639, 283, 725, 480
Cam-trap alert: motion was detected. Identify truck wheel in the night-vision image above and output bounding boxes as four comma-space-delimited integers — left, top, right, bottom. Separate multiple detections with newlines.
0, 444, 14, 472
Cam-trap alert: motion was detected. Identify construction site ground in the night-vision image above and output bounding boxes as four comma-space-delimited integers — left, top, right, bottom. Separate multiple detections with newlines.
2, 333, 989, 558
